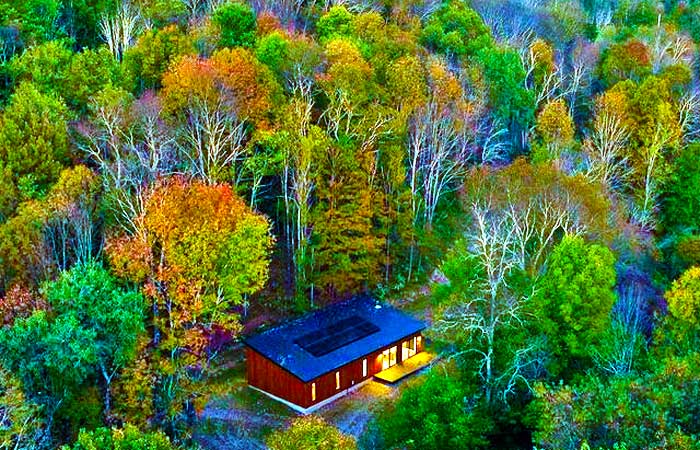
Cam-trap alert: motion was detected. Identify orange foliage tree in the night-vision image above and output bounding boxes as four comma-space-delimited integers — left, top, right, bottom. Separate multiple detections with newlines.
106, 177, 273, 428
161, 48, 281, 128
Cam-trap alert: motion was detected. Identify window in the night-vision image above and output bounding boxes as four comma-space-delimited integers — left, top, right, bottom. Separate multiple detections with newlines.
335, 371, 340, 390
381, 346, 398, 370
311, 382, 316, 401
402, 337, 417, 360
362, 358, 368, 377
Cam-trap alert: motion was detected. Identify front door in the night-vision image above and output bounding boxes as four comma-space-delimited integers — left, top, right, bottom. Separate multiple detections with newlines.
381, 346, 398, 370
402, 336, 417, 361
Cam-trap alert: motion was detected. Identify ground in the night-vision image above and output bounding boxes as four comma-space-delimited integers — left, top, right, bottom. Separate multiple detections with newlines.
194, 352, 400, 449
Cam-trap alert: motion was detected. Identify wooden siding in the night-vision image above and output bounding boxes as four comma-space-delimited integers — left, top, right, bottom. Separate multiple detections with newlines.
246, 331, 424, 409
246, 347, 309, 407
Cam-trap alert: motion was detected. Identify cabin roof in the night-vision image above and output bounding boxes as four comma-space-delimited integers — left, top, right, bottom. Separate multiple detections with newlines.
244, 295, 425, 382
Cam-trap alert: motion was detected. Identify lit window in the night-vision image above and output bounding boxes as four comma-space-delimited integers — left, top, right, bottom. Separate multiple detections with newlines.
335, 371, 340, 390
381, 349, 390, 370
362, 358, 368, 377
311, 382, 316, 401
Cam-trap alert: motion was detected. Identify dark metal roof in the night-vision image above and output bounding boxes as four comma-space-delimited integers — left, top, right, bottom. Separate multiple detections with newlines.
244, 295, 425, 382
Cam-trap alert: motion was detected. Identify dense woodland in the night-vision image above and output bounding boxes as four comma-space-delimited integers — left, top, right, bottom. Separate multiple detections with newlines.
0, 0, 699, 448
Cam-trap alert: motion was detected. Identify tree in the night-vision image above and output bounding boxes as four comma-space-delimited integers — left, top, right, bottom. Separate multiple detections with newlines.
9, 40, 73, 95
0, 310, 98, 434
123, 25, 195, 94
531, 355, 700, 450
99, 0, 141, 61
583, 90, 631, 189
0, 0, 62, 45
0, 82, 70, 198
44, 262, 145, 420
316, 6, 353, 43
614, 76, 682, 230
599, 40, 652, 87
63, 423, 177, 450
662, 143, 700, 233
106, 178, 272, 428
162, 48, 281, 128
62, 47, 121, 112
665, 266, 700, 339
421, 1, 492, 60
407, 92, 470, 229
434, 161, 612, 402
267, 416, 356, 450
0, 368, 47, 449
0, 262, 144, 438
475, 46, 535, 149
432, 206, 537, 405
310, 140, 383, 299
533, 99, 575, 162
375, 370, 492, 450
211, 1, 256, 48
0, 284, 47, 327
77, 87, 177, 235
532, 236, 617, 377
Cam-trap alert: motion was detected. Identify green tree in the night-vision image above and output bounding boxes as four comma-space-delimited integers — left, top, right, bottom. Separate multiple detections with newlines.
267, 415, 356, 450
421, 1, 492, 59
662, 143, 700, 233
212, 1, 256, 48
311, 142, 382, 299
63, 423, 177, 450
532, 236, 617, 376
375, 371, 492, 450
475, 46, 535, 148
44, 262, 145, 419
9, 40, 73, 94
62, 47, 121, 112
0, 310, 97, 427
531, 354, 700, 450
664, 266, 700, 347
0, 0, 62, 45
123, 25, 195, 93
0, 263, 144, 436
316, 5, 354, 43
0, 82, 70, 197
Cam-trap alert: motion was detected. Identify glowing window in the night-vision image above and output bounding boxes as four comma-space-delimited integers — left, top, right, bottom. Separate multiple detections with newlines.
362, 358, 368, 377
311, 382, 316, 401
335, 371, 340, 390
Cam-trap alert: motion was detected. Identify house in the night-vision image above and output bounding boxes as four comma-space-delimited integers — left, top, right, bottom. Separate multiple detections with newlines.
245, 295, 429, 413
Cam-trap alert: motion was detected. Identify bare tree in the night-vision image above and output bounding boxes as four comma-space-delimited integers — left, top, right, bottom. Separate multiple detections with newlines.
583, 101, 630, 189
434, 203, 538, 404
279, 69, 318, 299
99, 0, 141, 61
644, 18, 695, 74
679, 84, 700, 143
407, 99, 470, 229
77, 93, 177, 237
44, 191, 100, 272
250, 0, 316, 29
593, 280, 648, 376
633, 122, 676, 231
178, 97, 249, 186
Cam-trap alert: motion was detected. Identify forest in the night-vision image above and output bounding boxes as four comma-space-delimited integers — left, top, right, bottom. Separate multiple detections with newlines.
0, 0, 699, 448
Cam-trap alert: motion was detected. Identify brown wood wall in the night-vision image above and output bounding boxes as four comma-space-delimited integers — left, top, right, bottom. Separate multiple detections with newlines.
246, 332, 424, 409
246, 347, 309, 407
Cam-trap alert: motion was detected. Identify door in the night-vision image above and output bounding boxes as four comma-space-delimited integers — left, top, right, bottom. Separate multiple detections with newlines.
402, 337, 417, 361
382, 346, 398, 370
